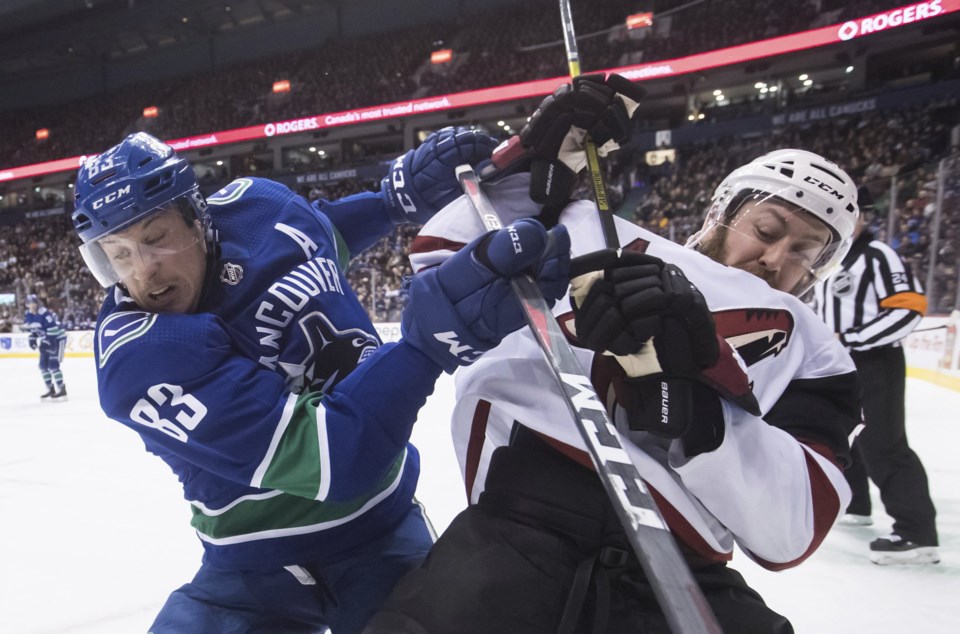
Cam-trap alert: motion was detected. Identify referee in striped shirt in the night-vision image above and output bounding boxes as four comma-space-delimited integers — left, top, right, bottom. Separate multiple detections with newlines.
812, 199, 939, 565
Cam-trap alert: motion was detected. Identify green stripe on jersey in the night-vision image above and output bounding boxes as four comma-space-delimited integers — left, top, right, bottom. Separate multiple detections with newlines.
258, 390, 326, 499
190, 452, 406, 543
331, 224, 351, 269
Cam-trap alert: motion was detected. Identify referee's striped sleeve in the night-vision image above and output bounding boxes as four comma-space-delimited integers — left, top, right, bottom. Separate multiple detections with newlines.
841, 242, 924, 350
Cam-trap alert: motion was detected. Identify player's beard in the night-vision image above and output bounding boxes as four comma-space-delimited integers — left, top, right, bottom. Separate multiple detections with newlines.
699, 225, 778, 288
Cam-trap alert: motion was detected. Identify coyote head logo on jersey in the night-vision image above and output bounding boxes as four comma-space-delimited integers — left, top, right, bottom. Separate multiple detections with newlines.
713, 309, 795, 367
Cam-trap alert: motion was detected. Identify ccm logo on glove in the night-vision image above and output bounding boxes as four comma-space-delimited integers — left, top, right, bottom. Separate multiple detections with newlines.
389, 154, 418, 215
432, 331, 483, 365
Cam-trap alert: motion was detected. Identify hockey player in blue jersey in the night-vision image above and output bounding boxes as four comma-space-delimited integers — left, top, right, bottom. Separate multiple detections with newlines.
71, 131, 570, 634
23, 293, 68, 401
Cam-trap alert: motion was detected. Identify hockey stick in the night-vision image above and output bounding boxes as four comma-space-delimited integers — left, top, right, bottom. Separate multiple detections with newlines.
558, 0, 620, 250
456, 164, 722, 634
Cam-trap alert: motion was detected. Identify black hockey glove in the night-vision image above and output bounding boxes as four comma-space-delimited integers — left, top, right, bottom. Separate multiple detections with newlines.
570, 249, 718, 367
481, 74, 645, 212
570, 250, 760, 450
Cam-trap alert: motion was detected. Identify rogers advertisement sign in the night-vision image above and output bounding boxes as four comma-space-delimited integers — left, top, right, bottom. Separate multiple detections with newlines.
3, 0, 957, 183
838, 0, 945, 40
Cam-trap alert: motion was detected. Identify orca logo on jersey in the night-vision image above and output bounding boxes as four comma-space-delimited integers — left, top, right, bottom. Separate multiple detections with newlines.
296, 312, 379, 393
713, 308, 795, 367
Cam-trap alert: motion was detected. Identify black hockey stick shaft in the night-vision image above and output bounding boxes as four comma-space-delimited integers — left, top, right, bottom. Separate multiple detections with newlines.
456, 165, 721, 634
558, 0, 620, 250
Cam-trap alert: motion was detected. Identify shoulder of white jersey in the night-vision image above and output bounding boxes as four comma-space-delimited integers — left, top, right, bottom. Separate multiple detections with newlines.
557, 200, 845, 372
410, 172, 541, 273
558, 201, 784, 310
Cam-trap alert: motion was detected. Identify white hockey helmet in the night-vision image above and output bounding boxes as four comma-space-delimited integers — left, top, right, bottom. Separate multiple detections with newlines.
689, 148, 860, 296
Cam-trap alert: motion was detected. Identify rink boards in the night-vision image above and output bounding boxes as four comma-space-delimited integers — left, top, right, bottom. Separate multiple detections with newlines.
2, 317, 959, 391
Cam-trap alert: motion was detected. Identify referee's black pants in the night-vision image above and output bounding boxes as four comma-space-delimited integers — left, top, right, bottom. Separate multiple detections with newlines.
847, 345, 938, 546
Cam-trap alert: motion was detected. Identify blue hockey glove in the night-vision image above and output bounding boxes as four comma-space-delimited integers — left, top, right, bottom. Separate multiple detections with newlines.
382, 126, 499, 225
402, 218, 571, 373
28, 336, 38, 350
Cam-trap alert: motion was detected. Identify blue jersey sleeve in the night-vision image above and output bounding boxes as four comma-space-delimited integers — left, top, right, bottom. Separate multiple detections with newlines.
95, 308, 441, 503
314, 190, 395, 259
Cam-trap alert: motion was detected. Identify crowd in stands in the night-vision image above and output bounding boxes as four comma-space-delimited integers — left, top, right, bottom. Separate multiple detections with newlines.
0, 0, 913, 168
0, 213, 101, 333
0, 176, 412, 332
2, 0, 957, 332
625, 101, 960, 311
301, 178, 417, 323
2, 95, 957, 333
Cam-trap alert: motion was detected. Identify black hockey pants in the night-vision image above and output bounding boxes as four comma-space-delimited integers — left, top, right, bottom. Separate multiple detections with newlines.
364, 424, 792, 633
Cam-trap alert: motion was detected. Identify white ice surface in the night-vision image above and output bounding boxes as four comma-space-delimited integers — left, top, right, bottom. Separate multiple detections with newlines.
1, 356, 958, 633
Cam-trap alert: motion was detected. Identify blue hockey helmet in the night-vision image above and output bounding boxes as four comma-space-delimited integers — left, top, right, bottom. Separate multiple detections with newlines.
72, 132, 208, 287
25, 293, 39, 307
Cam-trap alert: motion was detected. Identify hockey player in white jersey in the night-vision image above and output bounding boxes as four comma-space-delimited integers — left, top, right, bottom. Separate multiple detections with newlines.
365, 75, 862, 633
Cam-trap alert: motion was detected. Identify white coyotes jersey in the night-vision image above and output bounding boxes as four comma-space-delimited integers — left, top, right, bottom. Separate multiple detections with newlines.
411, 174, 856, 571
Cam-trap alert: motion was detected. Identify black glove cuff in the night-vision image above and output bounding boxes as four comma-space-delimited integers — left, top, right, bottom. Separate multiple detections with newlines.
621, 376, 724, 457
682, 381, 725, 458
625, 376, 693, 439
529, 158, 577, 208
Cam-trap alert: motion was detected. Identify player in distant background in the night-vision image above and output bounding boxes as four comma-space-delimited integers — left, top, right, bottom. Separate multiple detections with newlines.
71, 131, 570, 634
366, 76, 862, 633
23, 293, 68, 401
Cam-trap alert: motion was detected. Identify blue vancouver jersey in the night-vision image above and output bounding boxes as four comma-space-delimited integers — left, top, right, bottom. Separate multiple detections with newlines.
24, 306, 67, 345
93, 177, 441, 570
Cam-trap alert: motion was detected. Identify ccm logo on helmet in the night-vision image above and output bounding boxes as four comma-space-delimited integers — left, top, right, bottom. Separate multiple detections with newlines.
802, 175, 844, 201
91, 184, 131, 210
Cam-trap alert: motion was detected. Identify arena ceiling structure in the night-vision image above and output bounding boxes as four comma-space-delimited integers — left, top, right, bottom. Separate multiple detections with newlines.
0, 0, 340, 82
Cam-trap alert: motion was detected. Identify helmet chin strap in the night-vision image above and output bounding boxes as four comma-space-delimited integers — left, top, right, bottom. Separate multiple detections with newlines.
205, 223, 218, 252
196, 222, 221, 310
